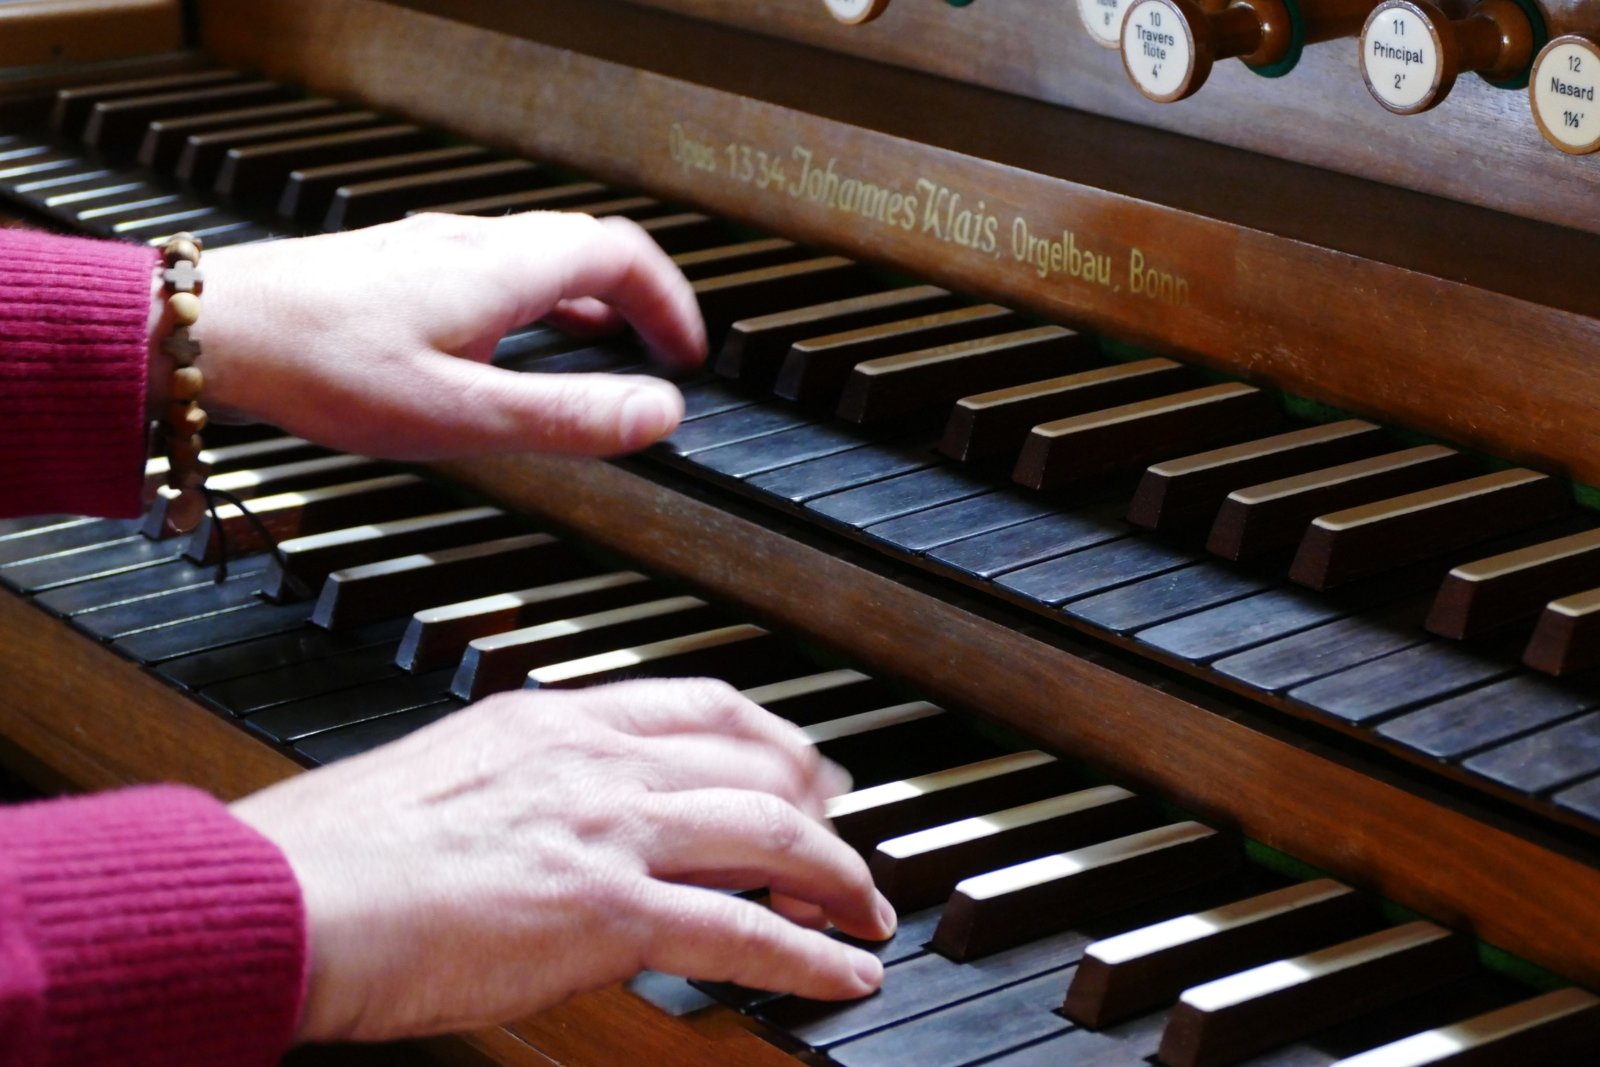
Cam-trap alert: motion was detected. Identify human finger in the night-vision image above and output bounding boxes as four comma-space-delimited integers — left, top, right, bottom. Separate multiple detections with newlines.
623, 734, 833, 822
640, 789, 893, 942
364, 358, 685, 457
542, 296, 626, 338
639, 884, 884, 999
482, 212, 706, 368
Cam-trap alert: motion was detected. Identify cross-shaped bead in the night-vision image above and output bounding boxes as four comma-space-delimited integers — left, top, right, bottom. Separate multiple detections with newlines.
163, 260, 204, 293
162, 328, 202, 366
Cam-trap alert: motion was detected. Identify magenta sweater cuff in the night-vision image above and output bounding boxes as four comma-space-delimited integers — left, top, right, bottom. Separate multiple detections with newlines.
0, 786, 307, 1067
0, 228, 155, 518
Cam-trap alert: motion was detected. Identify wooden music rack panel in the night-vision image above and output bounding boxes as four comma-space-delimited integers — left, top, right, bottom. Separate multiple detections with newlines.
197, 0, 1600, 488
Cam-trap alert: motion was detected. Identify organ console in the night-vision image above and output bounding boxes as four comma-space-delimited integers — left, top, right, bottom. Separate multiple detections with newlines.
4, 0, 1600, 1065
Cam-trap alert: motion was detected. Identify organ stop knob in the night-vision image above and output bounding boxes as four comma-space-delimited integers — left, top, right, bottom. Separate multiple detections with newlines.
1360, 0, 1544, 113
1120, 0, 1372, 101
1529, 35, 1600, 152
824, 0, 893, 23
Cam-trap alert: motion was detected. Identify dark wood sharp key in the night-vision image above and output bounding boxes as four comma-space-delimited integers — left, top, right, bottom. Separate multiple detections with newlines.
1012, 384, 1278, 492
631, 211, 729, 253
1427, 528, 1600, 640
452, 595, 724, 700
1064, 878, 1376, 1029
931, 821, 1236, 961
276, 144, 489, 225
525, 624, 808, 690
868, 784, 1158, 911
715, 285, 959, 388
1207, 446, 1478, 562
1523, 587, 1600, 675
670, 237, 805, 281
1127, 420, 1388, 537
322, 158, 550, 230
51, 70, 242, 139
1331, 986, 1600, 1066
835, 326, 1099, 426
212, 124, 434, 205
773, 303, 1019, 403
694, 258, 867, 346
173, 111, 385, 189
137, 98, 342, 171
414, 180, 614, 217
395, 571, 656, 673
1288, 469, 1570, 591
824, 750, 1073, 853
142, 453, 381, 538
84, 81, 292, 157
259, 506, 522, 601
740, 669, 901, 727
1158, 921, 1477, 1067
940, 357, 1190, 463
183, 473, 457, 565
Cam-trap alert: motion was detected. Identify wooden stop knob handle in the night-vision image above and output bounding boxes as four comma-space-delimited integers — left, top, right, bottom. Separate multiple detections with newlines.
1360, 0, 1539, 113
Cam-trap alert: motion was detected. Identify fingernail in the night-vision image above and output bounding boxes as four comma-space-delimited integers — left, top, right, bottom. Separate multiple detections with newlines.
821, 758, 853, 798
621, 386, 681, 448
850, 948, 884, 992
874, 891, 898, 939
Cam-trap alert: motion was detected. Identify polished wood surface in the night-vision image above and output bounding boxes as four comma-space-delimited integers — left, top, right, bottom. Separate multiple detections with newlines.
198, 0, 1600, 492
0, 1, 181, 68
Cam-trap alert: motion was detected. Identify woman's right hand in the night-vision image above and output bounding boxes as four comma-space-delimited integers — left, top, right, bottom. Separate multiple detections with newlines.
229, 679, 895, 1043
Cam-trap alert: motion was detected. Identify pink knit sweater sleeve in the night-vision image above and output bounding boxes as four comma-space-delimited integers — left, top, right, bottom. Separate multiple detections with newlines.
0, 229, 309, 1065
0, 788, 307, 1067
0, 228, 156, 518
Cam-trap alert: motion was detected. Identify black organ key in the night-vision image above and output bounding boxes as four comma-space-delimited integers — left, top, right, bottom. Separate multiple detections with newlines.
1461, 710, 1600, 795
1127, 420, 1388, 538
632, 211, 730, 253
869, 785, 1159, 911
174, 110, 384, 189
806, 465, 992, 528
1330, 987, 1600, 1067
1211, 600, 1431, 692
977, 1013, 1168, 1067
394, 571, 657, 673
33, 557, 237, 617
931, 821, 1236, 961
312, 533, 594, 630
824, 750, 1072, 854
259, 506, 522, 601
243, 669, 457, 744
1376, 674, 1599, 761
417, 180, 615, 216
863, 491, 1056, 554
926, 503, 1128, 580
323, 158, 552, 230
0, 517, 141, 567
773, 303, 1019, 404
836, 326, 1099, 427
212, 124, 434, 205
52, 70, 242, 139
183, 473, 457, 564
804, 701, 990, 787
996, 536, 1194, 607
138, 97, 342, 171
1013, 384, 1279, 492
746, 439, 940, 503
1065, 563, 1271, 635
156, 618, 408, 691
662, 404, 812, 456
1138, 586, 1371, 663
1063, 879, 1377, 1030
716, 285, 959, 389
276, 144, 489, 224
740, 669, 900, 727
84, 80, 292, 156
676, 381, 755, 422
71, 568, 265, 640
1, 536, 187, 594
141, 434, 324, 499
671, 237, 807, 281
200, 643, 402, 716
692, 422, 870, 480
1207, 446, 1476, 562
1288, 640, 1517, 726
294, 701, 459, 766
452, 596, 725, 701
1287, 470, 1570, 591
1157, 922, 1477, 1067
116, 599, 313, 664
940, 357, 1189, 464
1427, 528, 1600, 640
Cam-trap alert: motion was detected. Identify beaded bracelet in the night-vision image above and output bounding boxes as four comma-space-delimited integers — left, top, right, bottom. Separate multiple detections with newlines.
156, 231, 208, 534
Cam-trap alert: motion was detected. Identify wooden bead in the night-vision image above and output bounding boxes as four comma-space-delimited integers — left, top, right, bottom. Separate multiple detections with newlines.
168, 291, 201, 325
169, 402, 208, 438
167, 433, 204, 469
163, 238, 200, 267
170, 366, 204, 401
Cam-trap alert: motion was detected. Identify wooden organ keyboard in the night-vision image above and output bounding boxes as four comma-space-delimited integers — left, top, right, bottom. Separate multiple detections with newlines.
4, 0, 1600, 1064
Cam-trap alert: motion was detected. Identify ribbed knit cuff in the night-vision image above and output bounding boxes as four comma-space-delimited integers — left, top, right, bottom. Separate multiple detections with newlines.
0, 786, 307, 1067
0, 229, 156, 518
